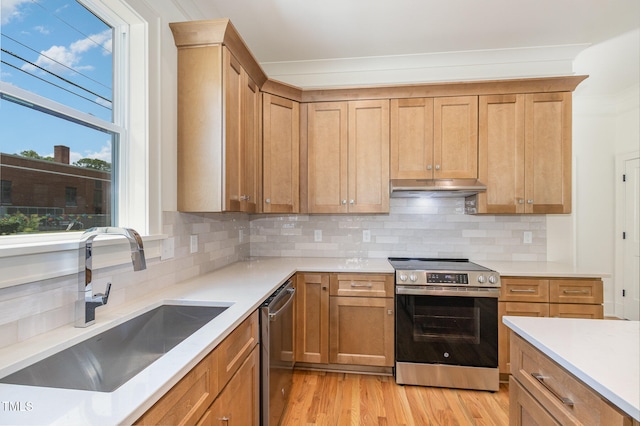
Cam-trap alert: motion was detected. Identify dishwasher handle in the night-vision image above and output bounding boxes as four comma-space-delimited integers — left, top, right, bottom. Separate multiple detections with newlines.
269, 287, 296, 321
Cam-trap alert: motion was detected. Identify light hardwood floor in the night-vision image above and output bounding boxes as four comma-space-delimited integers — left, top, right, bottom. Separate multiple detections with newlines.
281, 370, 509, 426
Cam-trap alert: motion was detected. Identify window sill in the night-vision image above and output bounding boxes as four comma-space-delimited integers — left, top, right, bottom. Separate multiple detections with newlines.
0, 233, 166, 290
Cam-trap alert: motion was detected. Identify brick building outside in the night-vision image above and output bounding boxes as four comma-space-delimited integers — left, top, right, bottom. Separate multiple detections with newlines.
0, 145, 111, 233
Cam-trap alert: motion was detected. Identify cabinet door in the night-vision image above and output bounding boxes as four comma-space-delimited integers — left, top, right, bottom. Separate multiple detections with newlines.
295, 273, 330, 363
433, 96, 478, 179
477, 94, 526, 214
524, 92, 572, 213
240, 71, 261, 213
498, 301, 549, 375
307, 102, 349, 213
262, 93, 300, 213
224, 49, 243, 212
329, 296, 394, 367
509, 376, 561, 426
348, 100, 390, 213
390, 98, 434, 179
206, 346, 260, 426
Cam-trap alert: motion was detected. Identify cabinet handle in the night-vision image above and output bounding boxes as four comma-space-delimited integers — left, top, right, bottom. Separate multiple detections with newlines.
527, 199, 534, 204
240, 195, 250, 201
427, 165, 433, 171
531, 373, 574, 407
518, 199, 525, 204
218, 416, 230, 424
265, 198, 271, 204
562, 289, 590, 295
387, 309, 393, 315
509, 289, 536, 293
350, 282, 373, 288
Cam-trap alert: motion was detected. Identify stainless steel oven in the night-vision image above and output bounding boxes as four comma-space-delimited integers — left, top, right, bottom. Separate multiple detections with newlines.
389, 258, 500, 392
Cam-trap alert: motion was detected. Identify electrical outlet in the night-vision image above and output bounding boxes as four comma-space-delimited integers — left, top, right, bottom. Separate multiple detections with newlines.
523, 231, 533, 244
190, 235, 198, 253
314, 230, 322, 242
363, 230, 371, 242
161, 237, 175, 260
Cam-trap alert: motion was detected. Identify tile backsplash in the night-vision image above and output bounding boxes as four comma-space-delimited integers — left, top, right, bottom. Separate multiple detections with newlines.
250, 198, 546, 261
0, 200, 545, 349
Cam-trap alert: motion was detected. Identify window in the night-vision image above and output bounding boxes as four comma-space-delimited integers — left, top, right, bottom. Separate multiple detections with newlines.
0, 180, 12, 205
1, 0, 121, 235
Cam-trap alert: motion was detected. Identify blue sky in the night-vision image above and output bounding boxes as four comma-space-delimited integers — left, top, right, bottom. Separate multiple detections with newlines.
0, 0, 113, 164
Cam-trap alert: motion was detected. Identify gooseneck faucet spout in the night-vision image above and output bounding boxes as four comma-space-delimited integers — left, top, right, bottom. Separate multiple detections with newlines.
76, 227, 147, 327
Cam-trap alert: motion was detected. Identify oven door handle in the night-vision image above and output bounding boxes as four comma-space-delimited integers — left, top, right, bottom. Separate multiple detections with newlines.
395, 286, 500, 298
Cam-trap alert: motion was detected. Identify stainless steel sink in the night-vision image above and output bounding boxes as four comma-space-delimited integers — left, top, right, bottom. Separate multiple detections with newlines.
0, 304, 229, 392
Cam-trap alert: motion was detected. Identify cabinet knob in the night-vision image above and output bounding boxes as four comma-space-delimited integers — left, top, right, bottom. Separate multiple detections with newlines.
427, 165, 433, 170
322, 286, 327, 291
387, 309, 393, 315
265, 198, 271, 204
219, 416, 230, 424
341, 200, 347, 205
349, 199, 354, 205
435, 164, 441, 171
240, 195, 250, 201
527, 199, 534, 204
518, 199, 524, 204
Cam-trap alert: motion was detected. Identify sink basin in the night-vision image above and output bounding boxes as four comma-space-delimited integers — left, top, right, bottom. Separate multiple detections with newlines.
0, 304, 229, 392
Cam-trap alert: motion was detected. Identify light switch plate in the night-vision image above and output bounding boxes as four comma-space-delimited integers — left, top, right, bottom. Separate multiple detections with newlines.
161, 237, 175, 260
314, 230, 322, 242
363, 230, 371, 242
523, 231, 533, 244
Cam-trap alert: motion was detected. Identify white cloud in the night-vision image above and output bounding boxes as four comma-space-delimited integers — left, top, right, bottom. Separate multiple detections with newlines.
0, 0, 31, 25
22, 29, 112, 75
33, 25, 50, 35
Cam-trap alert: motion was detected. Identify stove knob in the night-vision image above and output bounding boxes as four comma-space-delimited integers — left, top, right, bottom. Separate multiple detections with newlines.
488, 275, 498, 284
409, 273, 418, 282
399, 274, 408, 282
477, 274, 486, 284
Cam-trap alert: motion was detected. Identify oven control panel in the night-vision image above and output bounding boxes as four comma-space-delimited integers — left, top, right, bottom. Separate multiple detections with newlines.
396, 270, 500, 287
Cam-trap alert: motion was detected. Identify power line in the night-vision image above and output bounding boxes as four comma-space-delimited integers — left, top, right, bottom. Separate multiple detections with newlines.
0, 59, 111, 111
2, 48, 112, 105
1, 33, 111, 93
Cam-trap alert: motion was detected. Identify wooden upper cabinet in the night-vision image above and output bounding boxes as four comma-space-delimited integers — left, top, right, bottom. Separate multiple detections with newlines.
390, 98, 434, 179
306, 100, 389, 213
476, 94, 526, 214
433, 96, 478, 179
390, 96, 478, 180
224, 51, 261, 213
473, 92, 572, 214
524, 92, 572, 214
262, 93, 300, 213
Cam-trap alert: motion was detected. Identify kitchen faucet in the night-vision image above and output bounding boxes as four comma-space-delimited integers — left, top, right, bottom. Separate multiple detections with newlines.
76, 227, 147, 327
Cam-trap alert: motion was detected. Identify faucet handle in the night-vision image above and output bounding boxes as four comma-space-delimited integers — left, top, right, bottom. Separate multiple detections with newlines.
93, 282, 111, 305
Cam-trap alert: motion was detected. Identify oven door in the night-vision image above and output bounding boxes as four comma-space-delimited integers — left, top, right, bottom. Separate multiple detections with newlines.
395, 286, 498, 368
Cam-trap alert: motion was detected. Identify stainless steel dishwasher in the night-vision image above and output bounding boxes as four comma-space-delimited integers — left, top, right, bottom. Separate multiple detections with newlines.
260, 279, 295, 426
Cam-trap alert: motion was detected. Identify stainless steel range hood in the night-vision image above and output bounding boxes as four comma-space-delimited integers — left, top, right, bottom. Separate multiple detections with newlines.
390, 179, 487, 198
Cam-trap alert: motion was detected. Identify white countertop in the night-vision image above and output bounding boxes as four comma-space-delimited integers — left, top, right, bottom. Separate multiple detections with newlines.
503, 316, 640, 421
0, 257, 393, 425
481, 261, 611, 278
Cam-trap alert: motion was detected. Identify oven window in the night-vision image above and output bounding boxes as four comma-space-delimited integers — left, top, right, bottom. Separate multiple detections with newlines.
413, 304, 480, 344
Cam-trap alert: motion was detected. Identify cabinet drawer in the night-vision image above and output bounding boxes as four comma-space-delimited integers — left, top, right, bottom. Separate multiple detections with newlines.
329, 273, 393, 297
510, 332, 631, 425
509, 375, 560, 425
136, 350, 218, 425
549, 303, 603, 319
217, 311, 259, 388
500, 278, 549, 302
549, 279, 603, 304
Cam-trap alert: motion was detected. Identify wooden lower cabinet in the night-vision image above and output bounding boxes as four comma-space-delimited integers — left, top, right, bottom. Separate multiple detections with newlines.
510, 332, 634, 425
135, 312, 259, 426
498, 276, 603, 378
329, 296, 394, 366
200, 345, 260, 426
296, 272, 394, 370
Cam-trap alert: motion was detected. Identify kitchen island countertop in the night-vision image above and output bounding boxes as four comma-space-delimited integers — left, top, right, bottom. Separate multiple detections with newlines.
503, 316, 640, 421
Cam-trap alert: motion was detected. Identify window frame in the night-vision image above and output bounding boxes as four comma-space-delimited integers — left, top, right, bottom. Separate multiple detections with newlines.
0, 0, 150, 258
